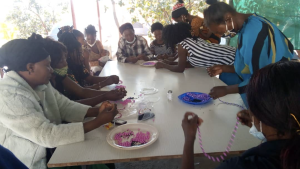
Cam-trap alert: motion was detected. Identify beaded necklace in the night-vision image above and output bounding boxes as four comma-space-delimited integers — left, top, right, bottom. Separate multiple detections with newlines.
197, 77, 246, 162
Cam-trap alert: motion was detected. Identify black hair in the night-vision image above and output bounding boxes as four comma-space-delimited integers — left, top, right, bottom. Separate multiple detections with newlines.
247, 61, 300, 169
206, 0, 218, 5
162, 22, 192, 48
203, 2, 236, 27
72, 29, 84, 39
171, 0, 189, 19
85, 25, 97, 36
58, 32, 82, 64
0, 34, 49, 72
119, 23, 134, 34
42, 37, 67, 68
57, 25, 73, 39
151, 22, 164, 33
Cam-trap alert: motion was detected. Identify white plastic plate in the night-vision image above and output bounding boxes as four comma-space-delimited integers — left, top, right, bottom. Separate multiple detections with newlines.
106, 123, 159, 150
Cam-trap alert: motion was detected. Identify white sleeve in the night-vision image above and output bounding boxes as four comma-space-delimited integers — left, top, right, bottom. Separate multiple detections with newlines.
51, 85, 90, 122
0, 91, 85, 148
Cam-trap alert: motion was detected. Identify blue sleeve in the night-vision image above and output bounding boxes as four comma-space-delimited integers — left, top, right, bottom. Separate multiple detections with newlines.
0, 145, 28, 169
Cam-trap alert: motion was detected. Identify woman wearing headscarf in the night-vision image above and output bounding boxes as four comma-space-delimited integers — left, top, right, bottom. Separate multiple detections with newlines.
0, 37, 118, 169
171, 0, 220, 44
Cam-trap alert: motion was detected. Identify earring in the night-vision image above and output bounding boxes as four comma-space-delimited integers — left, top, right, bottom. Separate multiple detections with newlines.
231, 18, 234, 30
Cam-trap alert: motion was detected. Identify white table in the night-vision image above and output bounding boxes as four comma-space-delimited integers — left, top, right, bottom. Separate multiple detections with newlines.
48, 61, 259, 167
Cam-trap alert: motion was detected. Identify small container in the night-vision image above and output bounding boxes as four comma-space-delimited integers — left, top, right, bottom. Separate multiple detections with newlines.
167, 90, 172, 101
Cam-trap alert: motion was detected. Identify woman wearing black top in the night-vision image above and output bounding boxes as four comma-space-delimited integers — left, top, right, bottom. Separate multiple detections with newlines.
181, 61, 300, 169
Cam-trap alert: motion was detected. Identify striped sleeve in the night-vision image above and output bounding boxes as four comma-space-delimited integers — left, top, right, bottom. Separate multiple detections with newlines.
180, 38, 236, 67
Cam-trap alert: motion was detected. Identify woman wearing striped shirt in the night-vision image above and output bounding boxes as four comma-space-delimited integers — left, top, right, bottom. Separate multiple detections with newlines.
155, 22, 235, 72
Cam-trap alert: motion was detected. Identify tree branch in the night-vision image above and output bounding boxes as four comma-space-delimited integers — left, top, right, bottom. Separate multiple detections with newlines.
163, 9, 172, 24
111, 0, 121, 38
28, 8, 48, 34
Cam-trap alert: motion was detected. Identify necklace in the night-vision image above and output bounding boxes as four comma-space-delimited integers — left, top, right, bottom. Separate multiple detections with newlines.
86, 40, 97, 47
198, 76, 246, 162
198, 98, 245, 162
198, 116, 240, 162
126, 36, 136, 44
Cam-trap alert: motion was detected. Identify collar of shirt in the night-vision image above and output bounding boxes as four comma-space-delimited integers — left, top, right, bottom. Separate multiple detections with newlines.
5, 71, 47, 103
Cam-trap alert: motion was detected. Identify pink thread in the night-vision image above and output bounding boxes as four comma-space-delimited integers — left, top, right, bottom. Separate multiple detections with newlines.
115, 85, 126, 89
197, 116, 241, 162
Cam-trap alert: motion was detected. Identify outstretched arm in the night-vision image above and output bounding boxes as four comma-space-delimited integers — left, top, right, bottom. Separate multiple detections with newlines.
155, 44, 189, 73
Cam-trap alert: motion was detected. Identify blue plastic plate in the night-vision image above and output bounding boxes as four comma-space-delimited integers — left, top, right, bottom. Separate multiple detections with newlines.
178, 92, 212, 105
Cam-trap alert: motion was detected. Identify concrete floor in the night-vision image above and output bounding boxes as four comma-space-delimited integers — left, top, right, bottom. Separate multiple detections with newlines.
115, 156, 235, 169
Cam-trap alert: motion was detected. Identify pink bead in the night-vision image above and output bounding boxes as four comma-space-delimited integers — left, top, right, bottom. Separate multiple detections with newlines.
231, 134, 235, 138
216, 157, 220, 162
223, 152, 227, 156
221, 155, 224, 160
208, 155, 211, 160
212, 157, 216, 162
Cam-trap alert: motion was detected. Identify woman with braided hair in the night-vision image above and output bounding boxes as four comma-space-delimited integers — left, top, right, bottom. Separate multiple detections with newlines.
32, 35, 126, 106
58, 32, 119, 90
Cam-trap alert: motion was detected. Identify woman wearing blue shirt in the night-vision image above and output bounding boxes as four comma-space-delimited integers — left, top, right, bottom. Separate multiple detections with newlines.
205, 2, 294, 107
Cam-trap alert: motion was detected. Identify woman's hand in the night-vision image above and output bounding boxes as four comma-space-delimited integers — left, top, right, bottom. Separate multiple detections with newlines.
207, 65, 223, 77
107, 75, 119, 85
209, 86, 228, 99
157, 54, 168, 60
97, 101, 118, 124
84, 101, 118, 133
105, 88, 127, 101
182, 112, 203, 141
88, 83, 101, 90
237, 110, 252, 128
155, 62, 164, 69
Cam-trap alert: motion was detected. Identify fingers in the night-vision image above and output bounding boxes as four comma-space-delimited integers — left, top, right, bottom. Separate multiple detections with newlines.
184, 112, 196, 121
198, 118, 204, 126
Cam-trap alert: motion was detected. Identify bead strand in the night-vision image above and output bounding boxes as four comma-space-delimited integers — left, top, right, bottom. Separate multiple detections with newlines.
197, 97, 244, 162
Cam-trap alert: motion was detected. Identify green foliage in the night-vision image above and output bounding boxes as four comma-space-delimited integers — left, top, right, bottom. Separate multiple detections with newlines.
126, 0, 226, 25
5, 0, 69, 38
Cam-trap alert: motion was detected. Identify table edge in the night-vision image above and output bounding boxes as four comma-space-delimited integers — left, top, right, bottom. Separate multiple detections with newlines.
47, 150, 245, 167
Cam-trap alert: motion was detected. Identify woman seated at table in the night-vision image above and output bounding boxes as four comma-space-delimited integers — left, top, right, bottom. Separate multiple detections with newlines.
181, 61, 300, 169
155, 22, 235, 72
58, 32, 119, 89
57, 26, 92, 75
84, 25, 110, 76
72, 29, 91, 72
38, 35, 126, 106
171, 0, 220, 44
0, 38, 118, 169
150, 22, 177, 61
205, 2, 294, 107
116, 23, 153, 63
